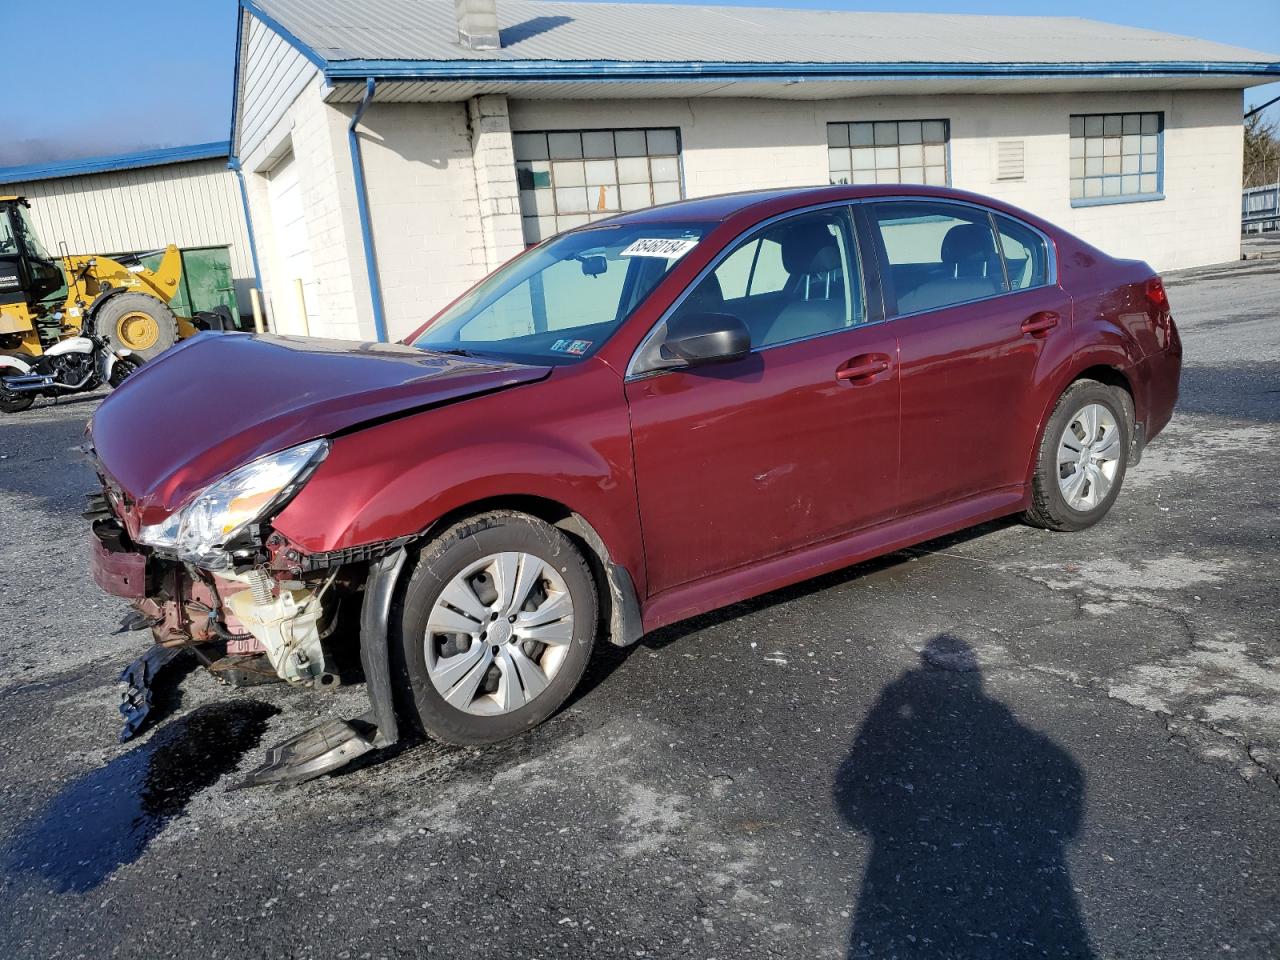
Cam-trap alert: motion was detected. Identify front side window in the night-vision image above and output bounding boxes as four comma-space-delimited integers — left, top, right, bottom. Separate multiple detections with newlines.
827, 120, 949, 186
513, 128, 682, 244
414, 221, 709, 364
1070, 112, 1162, 204
633, 207, 864, 373
870, 201, 1008, 314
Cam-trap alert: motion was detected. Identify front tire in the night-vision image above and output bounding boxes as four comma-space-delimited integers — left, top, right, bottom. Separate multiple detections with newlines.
107, 355, 143, 389
96, 293, 178, 362
0, 354, 36, 413
392, 511, 598, 746
1024, 379, 1131, 532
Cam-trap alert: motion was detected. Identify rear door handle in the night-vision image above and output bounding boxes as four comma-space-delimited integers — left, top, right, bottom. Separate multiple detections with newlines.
1021, 311, 1059, 337
836, 353, 892, 383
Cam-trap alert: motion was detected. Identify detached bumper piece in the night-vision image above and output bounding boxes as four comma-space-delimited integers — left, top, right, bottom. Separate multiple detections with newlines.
239, 550, 408, 788
238, 718, 376, 788
118, 644, 189, 741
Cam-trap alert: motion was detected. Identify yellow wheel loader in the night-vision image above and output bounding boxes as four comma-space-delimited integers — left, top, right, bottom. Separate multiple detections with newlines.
0, 195, 201, 364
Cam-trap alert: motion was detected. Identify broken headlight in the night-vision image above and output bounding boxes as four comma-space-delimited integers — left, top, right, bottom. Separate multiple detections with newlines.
137, 439, 329, 568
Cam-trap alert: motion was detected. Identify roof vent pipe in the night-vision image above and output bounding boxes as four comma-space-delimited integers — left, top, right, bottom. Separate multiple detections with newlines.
455, 0, 500, 51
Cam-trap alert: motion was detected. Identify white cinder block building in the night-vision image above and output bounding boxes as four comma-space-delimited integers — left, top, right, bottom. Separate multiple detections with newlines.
0, 143, 256, 316
230, 0, 1280, 342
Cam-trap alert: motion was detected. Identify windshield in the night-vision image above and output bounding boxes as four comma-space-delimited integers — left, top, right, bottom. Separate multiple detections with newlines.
0, 211, 16, 256
413, 221, 711, 364
13, 205, 52, 261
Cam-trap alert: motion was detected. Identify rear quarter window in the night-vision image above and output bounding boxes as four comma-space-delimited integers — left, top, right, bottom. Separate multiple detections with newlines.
994, 214, 1050, 290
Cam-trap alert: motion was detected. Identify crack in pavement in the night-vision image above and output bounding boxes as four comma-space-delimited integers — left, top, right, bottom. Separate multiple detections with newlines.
897, 543, 1280, 790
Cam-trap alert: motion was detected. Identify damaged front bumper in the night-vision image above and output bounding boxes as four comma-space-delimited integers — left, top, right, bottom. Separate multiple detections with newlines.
89, 498, 406, 785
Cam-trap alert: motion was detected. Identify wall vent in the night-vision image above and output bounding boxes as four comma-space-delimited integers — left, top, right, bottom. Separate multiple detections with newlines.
996, 140, 1025, 181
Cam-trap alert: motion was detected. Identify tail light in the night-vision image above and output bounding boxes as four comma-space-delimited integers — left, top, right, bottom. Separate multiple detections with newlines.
1145, 277, 1169, 311
1145, 276, 1173, 349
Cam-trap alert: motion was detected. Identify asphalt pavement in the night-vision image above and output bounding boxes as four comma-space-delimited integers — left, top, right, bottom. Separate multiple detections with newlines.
0, 259, 1277, 959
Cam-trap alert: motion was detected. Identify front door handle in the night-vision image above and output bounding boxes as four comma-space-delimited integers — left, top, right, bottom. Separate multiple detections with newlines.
836, 353, 892, 383
1021, 311, 1059, 337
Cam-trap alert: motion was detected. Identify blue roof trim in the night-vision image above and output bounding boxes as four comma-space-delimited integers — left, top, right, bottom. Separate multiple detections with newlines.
321, 58, 1280, 83
239, 0, 329, 72
233, 2, 1279, 88
0, 141, 232, 184
230, 3, 247, 152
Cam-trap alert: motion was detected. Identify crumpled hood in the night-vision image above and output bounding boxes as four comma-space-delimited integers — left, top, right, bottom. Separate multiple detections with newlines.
92, 333, 551, 521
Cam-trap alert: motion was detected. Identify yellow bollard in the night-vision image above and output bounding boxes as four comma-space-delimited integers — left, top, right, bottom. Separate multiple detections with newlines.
250, 288, 265, 334
294, 279, 311, 336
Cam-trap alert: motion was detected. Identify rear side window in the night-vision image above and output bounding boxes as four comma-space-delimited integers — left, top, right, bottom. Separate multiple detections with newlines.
994, 214, 1050, 290
869, 201, 1006, 314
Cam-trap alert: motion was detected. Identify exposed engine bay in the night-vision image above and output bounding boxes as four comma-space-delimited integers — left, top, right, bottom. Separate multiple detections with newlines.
86, 438, 408, 783
89, 488, 364, 708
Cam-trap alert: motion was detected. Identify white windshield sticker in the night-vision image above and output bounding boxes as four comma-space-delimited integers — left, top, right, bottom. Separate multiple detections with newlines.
620, 237, 700, 259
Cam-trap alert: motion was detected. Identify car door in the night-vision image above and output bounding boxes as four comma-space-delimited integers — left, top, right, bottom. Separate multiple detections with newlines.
860, 200, 1069, 514
624, 206, 900, 596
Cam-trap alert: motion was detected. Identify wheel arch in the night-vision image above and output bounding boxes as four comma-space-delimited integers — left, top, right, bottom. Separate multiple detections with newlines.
83, 285, 131, 331
1024, 357, 1137, 487
411, 493, 644, 649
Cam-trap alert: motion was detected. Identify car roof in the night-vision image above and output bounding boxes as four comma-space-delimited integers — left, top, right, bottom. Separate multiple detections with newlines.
599, 184, 1047, 230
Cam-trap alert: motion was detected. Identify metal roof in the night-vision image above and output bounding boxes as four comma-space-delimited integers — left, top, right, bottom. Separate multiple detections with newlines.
245, 0, 1280, 79
0, 142, 231, 185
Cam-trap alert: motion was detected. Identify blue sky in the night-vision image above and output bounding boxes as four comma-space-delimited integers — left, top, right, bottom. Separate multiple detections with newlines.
5, 0, 1277, 167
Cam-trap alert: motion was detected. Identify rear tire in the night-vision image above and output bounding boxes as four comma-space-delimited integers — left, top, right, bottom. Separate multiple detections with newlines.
0, 354, 36, 413
392, 511, 598, 746
1024, 379, 1131, 532
96, 293, 178, 362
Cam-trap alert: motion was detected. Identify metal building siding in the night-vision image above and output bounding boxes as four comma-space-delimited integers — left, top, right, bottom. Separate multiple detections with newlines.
237, 12, 319, 158
7, 159, 253, 281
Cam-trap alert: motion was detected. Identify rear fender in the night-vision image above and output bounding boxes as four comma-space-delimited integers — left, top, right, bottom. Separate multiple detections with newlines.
1022, 342, 1143, 486
0, 354, 32, 374
44, 336, 93, 357
84, 285, 130, 330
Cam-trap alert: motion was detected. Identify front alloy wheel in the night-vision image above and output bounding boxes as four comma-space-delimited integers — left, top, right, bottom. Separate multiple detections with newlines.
425, 552, 575, 716
394, 511, 598, 745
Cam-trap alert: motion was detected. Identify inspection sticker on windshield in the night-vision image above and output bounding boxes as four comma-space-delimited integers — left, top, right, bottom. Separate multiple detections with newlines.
620, 237, 700, 260
550, 338, 592, 355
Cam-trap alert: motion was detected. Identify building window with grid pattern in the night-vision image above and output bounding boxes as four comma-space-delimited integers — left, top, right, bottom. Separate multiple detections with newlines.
1070, 112, 1163, 205
827, 120, 949, 186
513, 128, 682, 244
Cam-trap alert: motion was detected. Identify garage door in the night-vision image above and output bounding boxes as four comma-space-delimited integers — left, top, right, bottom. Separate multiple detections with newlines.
266, 151, 317, 334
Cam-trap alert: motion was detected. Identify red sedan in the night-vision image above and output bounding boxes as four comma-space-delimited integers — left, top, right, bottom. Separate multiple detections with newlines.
88, 185, 1180, 780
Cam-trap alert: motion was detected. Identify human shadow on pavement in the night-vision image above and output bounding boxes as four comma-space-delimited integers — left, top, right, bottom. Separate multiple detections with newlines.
835, 634, 1096, 960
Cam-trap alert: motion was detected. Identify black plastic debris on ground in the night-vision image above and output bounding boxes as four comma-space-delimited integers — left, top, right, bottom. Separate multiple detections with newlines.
3, 700, 278, 893
117, 644, 194, 742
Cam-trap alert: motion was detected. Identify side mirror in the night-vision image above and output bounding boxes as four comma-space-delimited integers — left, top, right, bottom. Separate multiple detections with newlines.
661, 311, 751, 367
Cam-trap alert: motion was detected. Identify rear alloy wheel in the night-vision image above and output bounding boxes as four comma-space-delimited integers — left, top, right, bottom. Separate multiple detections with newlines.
393, 511, 597, 745
1056, 402, 1122, 512
1025, 379, 1131, 532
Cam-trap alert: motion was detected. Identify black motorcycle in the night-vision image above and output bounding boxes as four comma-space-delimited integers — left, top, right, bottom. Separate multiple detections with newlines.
0, 331, 141, 413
